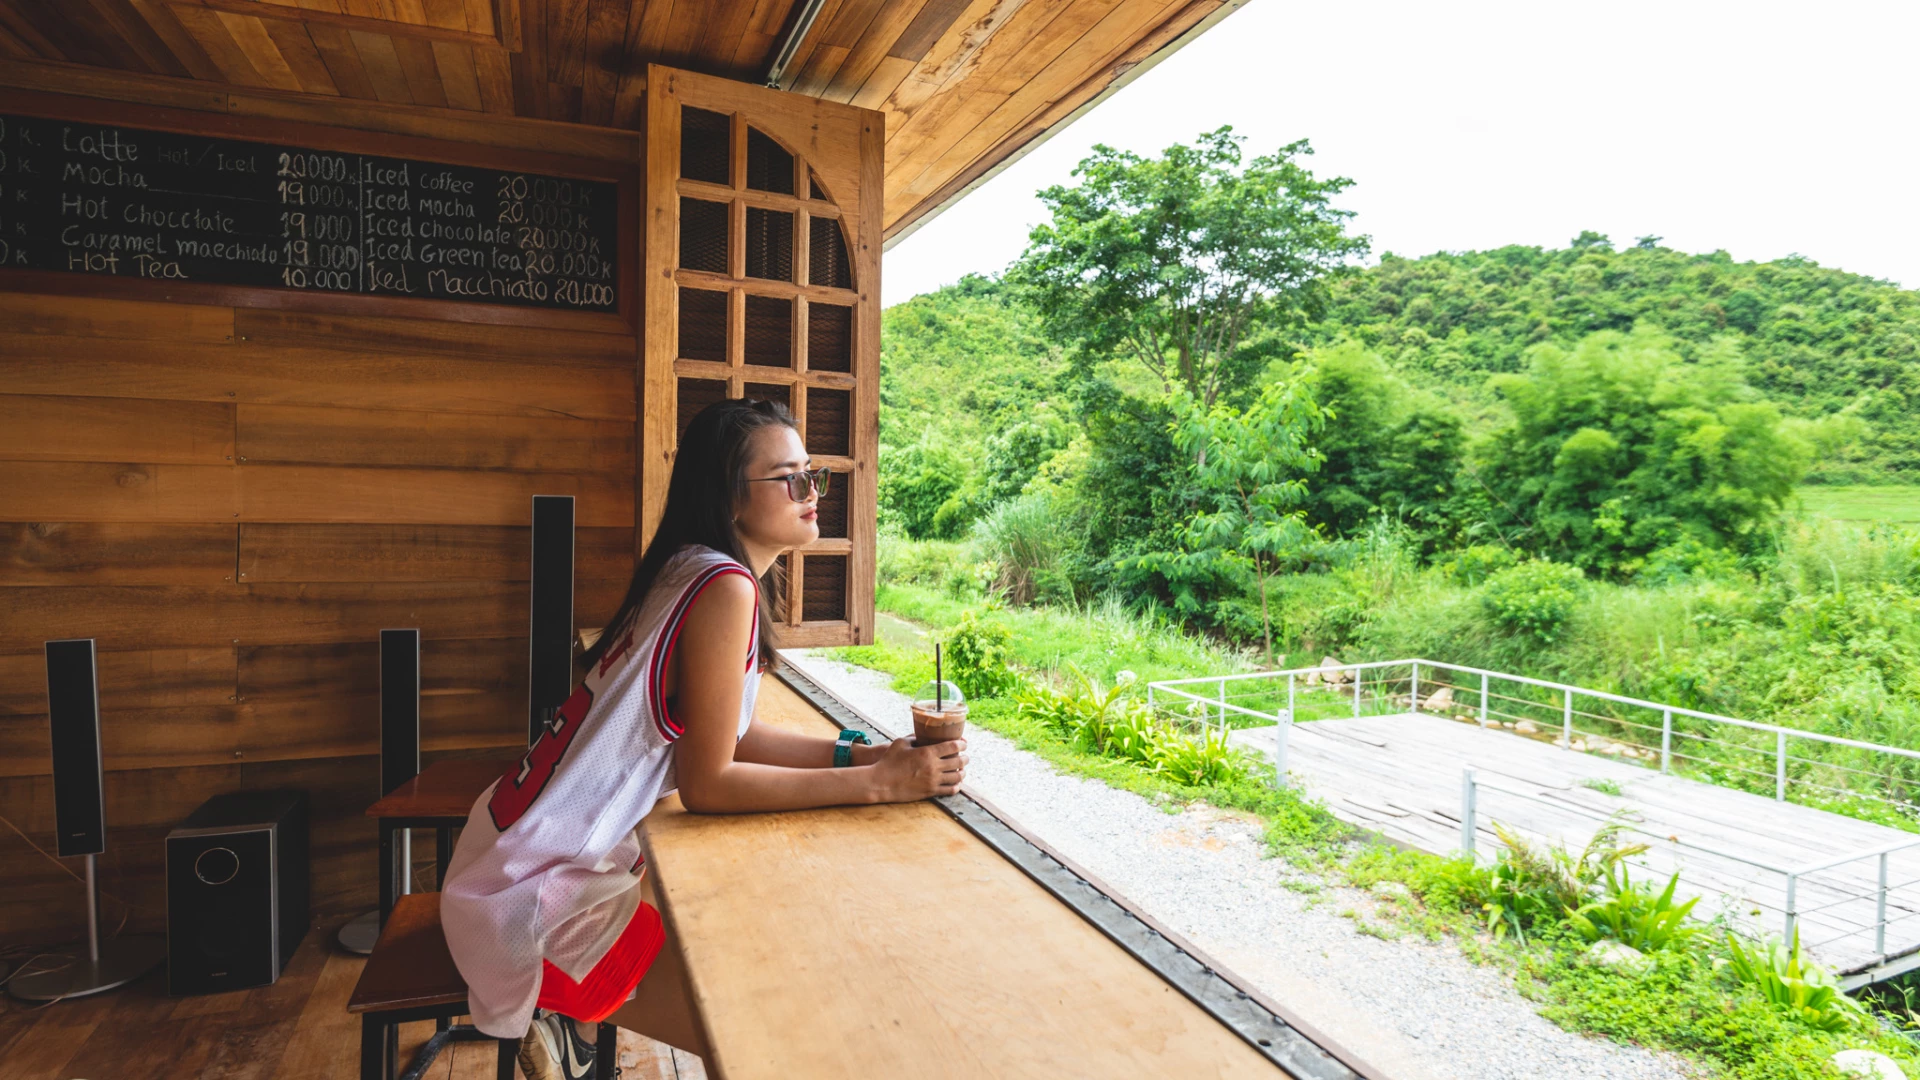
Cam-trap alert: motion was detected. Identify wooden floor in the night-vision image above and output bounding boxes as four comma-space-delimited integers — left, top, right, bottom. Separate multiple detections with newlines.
1232, 713, 1920, 976
0, 918, 707, 1080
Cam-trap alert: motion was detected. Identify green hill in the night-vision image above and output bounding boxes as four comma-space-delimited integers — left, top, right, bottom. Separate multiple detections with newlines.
1311, 234, 1920, 480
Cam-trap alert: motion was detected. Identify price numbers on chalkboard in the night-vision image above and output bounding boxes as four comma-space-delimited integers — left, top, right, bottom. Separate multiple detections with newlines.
0, 114, 622, 313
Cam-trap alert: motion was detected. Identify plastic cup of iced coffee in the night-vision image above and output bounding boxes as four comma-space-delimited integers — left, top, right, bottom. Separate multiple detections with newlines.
911, 679, 967, 748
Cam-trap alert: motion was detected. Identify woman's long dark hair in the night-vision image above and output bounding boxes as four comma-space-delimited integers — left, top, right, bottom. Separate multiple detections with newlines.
580, 398, 794, 674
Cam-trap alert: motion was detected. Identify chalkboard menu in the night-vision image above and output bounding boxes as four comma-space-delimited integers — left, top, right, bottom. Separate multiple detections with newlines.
0, 113, 621, 313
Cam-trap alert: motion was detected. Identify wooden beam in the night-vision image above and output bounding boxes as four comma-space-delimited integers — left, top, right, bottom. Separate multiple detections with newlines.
167, 0, 512, 48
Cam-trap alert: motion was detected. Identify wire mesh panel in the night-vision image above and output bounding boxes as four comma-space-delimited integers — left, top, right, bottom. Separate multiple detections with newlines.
744, 207, 793, 282
815, 473, 848, 539
743, 294, 793, 367
679, 198, 729, 273
801, 554, 847, 621
743, 381, 789, 411
805, 388, 850, 456
680, 106, 731, 185
678, 287, 727, 361
806, 302, 851, 373
676, 378, 728, 440
745, 127, 795, 195
809, 216, 852, 290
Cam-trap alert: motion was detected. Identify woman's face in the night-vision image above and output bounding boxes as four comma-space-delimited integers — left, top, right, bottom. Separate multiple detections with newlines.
735, 424, 820, 555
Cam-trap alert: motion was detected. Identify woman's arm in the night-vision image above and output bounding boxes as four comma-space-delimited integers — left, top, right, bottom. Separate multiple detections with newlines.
734, 721, 884, 768
670, 574, 959, 814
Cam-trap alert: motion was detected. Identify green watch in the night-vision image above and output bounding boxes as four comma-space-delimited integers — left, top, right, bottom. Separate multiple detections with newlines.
833, 728, 870, 768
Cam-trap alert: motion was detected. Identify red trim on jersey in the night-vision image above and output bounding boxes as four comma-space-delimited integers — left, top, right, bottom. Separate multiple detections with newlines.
646, 563, 758, 743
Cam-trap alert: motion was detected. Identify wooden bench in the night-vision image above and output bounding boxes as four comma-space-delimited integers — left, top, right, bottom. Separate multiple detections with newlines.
347, 892, 620, 1080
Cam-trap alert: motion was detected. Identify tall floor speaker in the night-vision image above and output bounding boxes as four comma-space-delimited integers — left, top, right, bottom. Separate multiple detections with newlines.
8, 639, 167, 1001
165, 790, 309, 995
337, 629, 420, 955
529, 495, 576, 744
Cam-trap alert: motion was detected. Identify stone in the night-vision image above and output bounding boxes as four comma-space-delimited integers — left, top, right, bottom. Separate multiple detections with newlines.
1370, 881, 1412, 902
1421, 686, 1455, 712
1515, 720, 1540, 735
1319, 657, 1350, 685
1585, 939, 1654, 978
1572, 738, 1589, 751
1832, 1050, 1906, 1080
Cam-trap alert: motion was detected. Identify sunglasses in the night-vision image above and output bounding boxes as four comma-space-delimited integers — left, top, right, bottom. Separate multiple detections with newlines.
748, 466, 831, 502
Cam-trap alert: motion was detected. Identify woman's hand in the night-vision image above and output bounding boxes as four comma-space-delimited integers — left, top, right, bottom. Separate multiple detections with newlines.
867, 738, 967, 802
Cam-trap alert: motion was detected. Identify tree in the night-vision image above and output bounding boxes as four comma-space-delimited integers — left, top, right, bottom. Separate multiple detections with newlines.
1142, 378, 1326, 662
1475, 328, 1811, 574
1299, 342, 1465, 547
1010, 128, 1368, 411
878, 440, 972, 539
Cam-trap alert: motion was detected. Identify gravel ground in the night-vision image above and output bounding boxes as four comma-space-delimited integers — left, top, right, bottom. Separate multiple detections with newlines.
785, 650, 1696, 1080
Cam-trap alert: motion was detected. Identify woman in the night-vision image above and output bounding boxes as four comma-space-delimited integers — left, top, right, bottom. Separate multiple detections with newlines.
440, 399, 967, 1079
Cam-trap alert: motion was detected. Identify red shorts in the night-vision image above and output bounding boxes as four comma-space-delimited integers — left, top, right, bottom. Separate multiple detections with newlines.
535, 900, 665, 1023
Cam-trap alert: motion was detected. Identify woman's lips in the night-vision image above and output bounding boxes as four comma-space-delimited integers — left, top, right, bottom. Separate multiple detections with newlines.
800, 508, 817, 521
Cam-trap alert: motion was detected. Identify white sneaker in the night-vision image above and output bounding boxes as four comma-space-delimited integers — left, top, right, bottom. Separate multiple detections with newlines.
518, 1009, 598, 1080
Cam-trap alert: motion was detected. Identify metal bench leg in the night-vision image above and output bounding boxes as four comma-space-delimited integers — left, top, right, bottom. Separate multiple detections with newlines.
361, 1014, 388, 1080
497, 1036, 517, 1080
435, 827, 456, 1035
378, 820, 395, 927
597, 1021, 618, 1080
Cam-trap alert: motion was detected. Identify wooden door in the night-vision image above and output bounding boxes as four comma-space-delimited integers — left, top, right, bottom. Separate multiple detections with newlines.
642, 65, 880, 648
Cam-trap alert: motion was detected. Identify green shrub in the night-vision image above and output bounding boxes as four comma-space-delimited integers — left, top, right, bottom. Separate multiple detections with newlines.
1157, 726, 1260, 787
1641, 535, 1744, 585
1534, 941, 1897, 1080
1011, 671, 1259, 786
1723, 930, 1867, 1034
1480, 559, 1586, 643
1482, 817, 1646, 942
1443, 544, 1520, 586
1565, 866, 1701, 953
942, 611, 1019, 699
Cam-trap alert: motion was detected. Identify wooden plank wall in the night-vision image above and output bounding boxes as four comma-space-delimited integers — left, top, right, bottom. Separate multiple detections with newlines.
0, 90, 642, 948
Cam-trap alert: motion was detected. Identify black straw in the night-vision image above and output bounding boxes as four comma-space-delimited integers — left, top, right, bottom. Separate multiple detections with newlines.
936, 643, 943, 711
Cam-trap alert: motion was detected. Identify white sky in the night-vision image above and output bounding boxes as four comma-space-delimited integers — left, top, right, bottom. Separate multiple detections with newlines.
882, 0, 1920, 307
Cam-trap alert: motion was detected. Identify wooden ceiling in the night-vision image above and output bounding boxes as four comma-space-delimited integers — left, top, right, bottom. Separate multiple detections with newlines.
0, 0, 1235, 239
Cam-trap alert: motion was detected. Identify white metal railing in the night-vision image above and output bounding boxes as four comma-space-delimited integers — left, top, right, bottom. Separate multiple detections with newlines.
1460, 766, 1920, 981
1147, 659, 1920, 820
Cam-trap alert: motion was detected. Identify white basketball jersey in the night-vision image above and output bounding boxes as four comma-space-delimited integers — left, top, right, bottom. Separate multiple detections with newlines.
441, 545, 761, 1037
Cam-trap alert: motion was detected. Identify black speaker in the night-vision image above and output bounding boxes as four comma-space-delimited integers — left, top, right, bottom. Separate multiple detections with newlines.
165, 790, 309, 996
529, 494, 576, 744
45, 639, 105, 858
379, 629, 421, 796
11, 638, 166, 1002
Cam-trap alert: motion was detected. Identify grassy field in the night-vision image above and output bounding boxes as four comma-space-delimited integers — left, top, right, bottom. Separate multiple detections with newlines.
1797, 484, 1920, 524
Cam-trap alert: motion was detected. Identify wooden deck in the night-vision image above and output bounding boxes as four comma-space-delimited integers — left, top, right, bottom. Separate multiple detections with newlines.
0, 922, 706, 1080
1230, 713, 1920, 978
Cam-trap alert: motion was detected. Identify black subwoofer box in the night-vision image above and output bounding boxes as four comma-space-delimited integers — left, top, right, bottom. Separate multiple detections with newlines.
165, 789, 309, 995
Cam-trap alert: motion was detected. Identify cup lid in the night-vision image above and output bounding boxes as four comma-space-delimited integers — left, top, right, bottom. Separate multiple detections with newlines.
912, 679, 965, 711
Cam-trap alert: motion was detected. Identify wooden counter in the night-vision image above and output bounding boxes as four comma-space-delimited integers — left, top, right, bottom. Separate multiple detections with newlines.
639, 678, 1285, 1078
